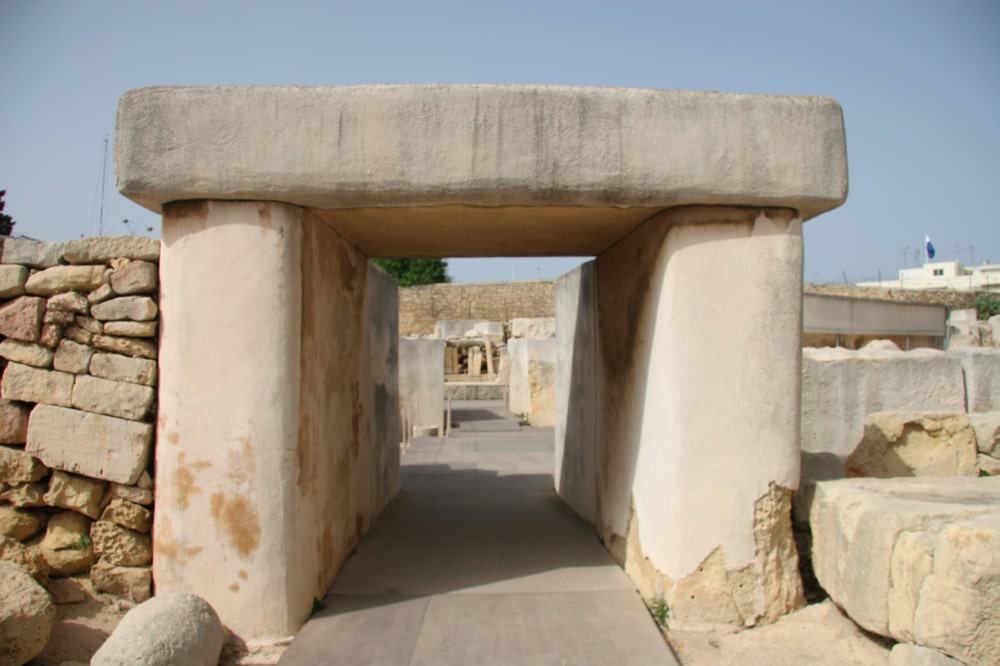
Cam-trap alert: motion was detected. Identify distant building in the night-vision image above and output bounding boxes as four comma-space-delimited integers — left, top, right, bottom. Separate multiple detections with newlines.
857, 261, 1000, 293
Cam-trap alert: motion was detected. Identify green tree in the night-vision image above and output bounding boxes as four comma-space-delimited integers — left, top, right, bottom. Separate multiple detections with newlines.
0, 190, 16, 237
974, 293, 1000, 320
372, 258, 451, 286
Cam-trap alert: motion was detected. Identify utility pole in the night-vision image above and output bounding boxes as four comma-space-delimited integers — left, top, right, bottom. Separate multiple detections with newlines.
98, 136, 109, 237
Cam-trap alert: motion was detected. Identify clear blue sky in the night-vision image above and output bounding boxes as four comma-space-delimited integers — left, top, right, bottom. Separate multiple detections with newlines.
2, 1, 998, 284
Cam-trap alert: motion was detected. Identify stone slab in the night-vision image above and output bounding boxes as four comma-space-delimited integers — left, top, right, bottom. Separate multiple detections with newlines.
89, 353, 157, 387
844, 412, 979, 478
26, 404, 152, 484
954, 349, 1000, 412
71, 374, 154, 421
1, 239, 61, 268
61, 236, 160, 264
0, 363, 73, 407
24, 266, 106, 295
0, 264, 27, 297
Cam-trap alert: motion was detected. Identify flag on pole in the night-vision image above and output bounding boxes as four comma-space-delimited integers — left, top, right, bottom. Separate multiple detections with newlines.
925, 235, 936, 260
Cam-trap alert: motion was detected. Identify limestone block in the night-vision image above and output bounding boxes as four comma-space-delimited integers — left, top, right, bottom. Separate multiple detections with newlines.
44, 471, 106, 519
0, 400, 28, 444
90, 295, 158, 321
39, 510, 95, 575
61, 235, 160, 264
102, 320, 157, 337
510, 317, 556, 339
810, 476, 1000, 665
889, 643, 965, 666
88, 354, 153, 388
1, 362, 73, 407
844, 412, 979, 478
25, 265, 106, 295
91, 592, 224, 666
0, 505, 45, 541
71, 374, 154, 421
0, 401, 29, 444
63, 326, 92, 345
0, 535, 48, 582
1, 238, 61, 268
978, 322, 994, 347
38, 322, 63, 349
507, 338, 556, 427
137, 470, 153, 490
90, 520, 151, 566
970, 414, 1000, 455
26, 404, 152, 484
110, 260, 157, 295
0, 339, 53, 368
0, 264, 27, 298
948, 333, 980, 350
0, 560, 56, 665
108, 483, 153, 505
45, 575, 89, 604
955, 350, 1000, 412
0, 295, 45, 342
88, 282, 114, 304
0, 482, 46, 508
53, 339, 93, 374
991, 315, 1000, 348
73, 315, 102, 334
91, 334, 157, 359
434, 319, 504, 339
43, 308, 75, 325
101, 499, 151, 533
979, 454, 1000, 476
90, 559, 151, 603
47, 291, 89, 314
0, 446, 48, 484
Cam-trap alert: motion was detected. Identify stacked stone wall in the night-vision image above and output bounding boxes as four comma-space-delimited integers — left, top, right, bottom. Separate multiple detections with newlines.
0, 236, 159, 605
399, 280, 554, 336
804, 283, 984, 310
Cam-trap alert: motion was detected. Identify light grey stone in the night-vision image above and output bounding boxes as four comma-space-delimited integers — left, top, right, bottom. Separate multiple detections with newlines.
510, 317, 556, 339
91, 592, 225, 666
990, 315, 1000, 348
61, 236, 160, 264
46, 291, 89, 313
89, 352, 157, 387
1, 238, 62, 268
970, 412, 1000, 456
102, 320, 156, 337
110, 260, 157, 295
25, 265, 106, 295
88, 282, 114, 304
889, 643, 965, 666
43, 471, 105, 519
0, 560, 56, 665
0, 362, 74, 407
399, 339, 445, 436
0, 339, 53, 368
978, 453, 1000, 476
954, 349, 1000, 412
0, 264, 27, 298
27, 404, 152, 484
53, 339, 93, 374
71, 374, 154, 421
978, 321, 994, 347
90, 296, 158, 322
91, 334, 156, 359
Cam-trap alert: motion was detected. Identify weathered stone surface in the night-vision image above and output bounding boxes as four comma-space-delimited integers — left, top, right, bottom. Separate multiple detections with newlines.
45, 575, 89, 604
510, 317, 556, 339
970, 413, 1000, 456
62, 326, 92, 345
27, 404, 153, 484
136, 470, 153, 490
978, 322, 994, 347
0, 535, 48, 581
61, 235, 160, 264
0, 445, 48, 484
88, 282, 114, 304
0, 560, 55, 665
0, 264, 27, 298
1, 362, 73, 407
110, 260, 157, 295
0, 295, 45, 342
955, 350, 1000, 412
108, 483, 153, 506
101, 499, 151, 533
0, 339, 53, 368
90, 559, 151, 603
46, 290, 89, 313
53, 339, 93, 374
25, 265, 106, 295
38, 322, 63, 349
71, 374, 154, 422
811, 476, 1000, 666
0, 482, 46, 508
991, 315, 1000, 348
90, 520, 151, 566
0, 505, 45, 541
845, 412, 979, 478
73, 315, 102, 334
102, 320, 157, 337
43, 471, 106, 519
91, 334, 156, 359
1, 238, 61, 268
39, 510, 95, 575
889, 643, 972, 665
91, 592, 224, 666
0, 400, 29, 444
90, 296, 158, 322
43, 308, 75, 326
979, 454, 1000, 476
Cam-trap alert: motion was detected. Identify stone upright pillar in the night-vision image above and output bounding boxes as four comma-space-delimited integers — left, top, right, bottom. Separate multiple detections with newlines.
595, 206, 805, 630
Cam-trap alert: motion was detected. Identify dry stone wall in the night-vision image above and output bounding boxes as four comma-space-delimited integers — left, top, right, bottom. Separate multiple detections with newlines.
399, 281, 554, 336
0, 236, 158, 605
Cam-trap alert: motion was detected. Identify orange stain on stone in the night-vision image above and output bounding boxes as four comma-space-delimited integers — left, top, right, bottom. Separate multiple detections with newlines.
209, 492, 261, 558
167, 431, 180, 445
238, 570, 248, 580
173, 467, 198, 510
229, 583, 240, 593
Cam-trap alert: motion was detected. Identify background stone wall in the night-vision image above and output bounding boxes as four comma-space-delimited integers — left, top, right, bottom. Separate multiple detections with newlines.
0, 236, 159, 605
804, 283, 983, 309
399, 280, 554, 336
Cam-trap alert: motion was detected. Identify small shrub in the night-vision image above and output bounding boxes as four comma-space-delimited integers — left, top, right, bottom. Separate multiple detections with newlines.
61, 534, 92, 551
974, 294, 1000, 320
648, 596, 670, 629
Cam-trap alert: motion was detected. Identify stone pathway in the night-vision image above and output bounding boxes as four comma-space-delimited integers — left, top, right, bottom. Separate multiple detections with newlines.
280, 400, 677, 665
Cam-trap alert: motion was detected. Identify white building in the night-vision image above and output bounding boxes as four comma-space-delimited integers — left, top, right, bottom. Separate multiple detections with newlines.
858, 261, 1000, 292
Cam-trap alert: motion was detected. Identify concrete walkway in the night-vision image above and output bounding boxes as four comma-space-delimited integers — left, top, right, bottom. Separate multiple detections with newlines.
280, 400, 677, 665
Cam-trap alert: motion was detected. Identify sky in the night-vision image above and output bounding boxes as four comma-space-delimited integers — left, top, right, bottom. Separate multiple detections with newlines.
1, 0, 998, 284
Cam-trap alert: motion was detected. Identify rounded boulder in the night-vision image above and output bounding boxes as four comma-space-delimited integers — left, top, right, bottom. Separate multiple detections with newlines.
0, 560, 56, 665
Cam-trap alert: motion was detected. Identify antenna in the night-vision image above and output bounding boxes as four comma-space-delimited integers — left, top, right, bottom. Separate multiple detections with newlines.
901, 246, 909, 268
98, 135, 109, 237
